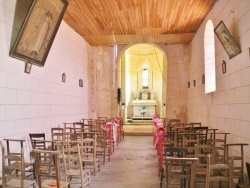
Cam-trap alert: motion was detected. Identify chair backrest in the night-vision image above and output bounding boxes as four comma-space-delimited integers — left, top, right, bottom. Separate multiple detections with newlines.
164, 147, 188, 158
88, 120, 99, 131
29, 133, 46, 149
165, 157, 198, 188
2, 143, 24, 187
81, 134, 97, 159
206, 154, 234, 188
63, 123, 74, 129
163, 147, 188, 179
33, 149, 61, 188
61, 141, 85, 185
1, 140, 35, 188
73, 122, 84, 129
181, 133, 200, 157
97, 119, 106, 128
81, 133, 99, 174
51, 127, 64, 141
80, 118, 93, 124
195, 145, 215, 173
73, 122, 91, 139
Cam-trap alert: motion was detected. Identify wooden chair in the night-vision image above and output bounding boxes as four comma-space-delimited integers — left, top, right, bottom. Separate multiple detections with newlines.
32, 149, 70, 188
87, 120, 98, 131
106, 123, 115, 154
224, 143, 249, 185
82, 130, 111, 164
210, 132, 230, 164
81, 131, 110, 165
181, 132, 200, 157
205, 154, 234, 188
61, 141, 90, 187
165, 157, 198, 188
3, 138, 35, 179
81, 133, 100, 175
1, 140, 36, 188
95, 131, 110, 165
160, 147, 188, 188
237, 162, 250, 188
116, 117, 125, 145
195, 145, 215, 186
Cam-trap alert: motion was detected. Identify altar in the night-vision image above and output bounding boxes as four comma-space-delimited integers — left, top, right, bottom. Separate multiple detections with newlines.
130, 100, 157, 120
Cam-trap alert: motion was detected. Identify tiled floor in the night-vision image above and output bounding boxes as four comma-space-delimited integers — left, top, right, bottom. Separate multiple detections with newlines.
84, 136, 159, 188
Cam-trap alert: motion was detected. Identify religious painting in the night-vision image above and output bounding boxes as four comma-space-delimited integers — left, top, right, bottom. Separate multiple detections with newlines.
10, 0, 68, 66
214, 20, 241, 59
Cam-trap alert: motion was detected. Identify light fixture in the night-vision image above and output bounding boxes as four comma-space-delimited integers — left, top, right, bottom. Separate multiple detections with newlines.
24, 62, 32, 74
222, 60, 226, 74
121, 103, 125, 109
193, 80, 196, 87
79, 79, 83, 87
188, 81, 190, 88
202, 74, 205, 84
162, 103, 166, 109
62, 73, 66, 83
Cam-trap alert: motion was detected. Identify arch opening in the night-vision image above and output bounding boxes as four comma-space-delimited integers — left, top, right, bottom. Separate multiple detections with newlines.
117, 44, 168, 122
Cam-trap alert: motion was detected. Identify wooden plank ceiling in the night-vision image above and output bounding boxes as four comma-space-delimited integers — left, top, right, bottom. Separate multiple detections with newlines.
63, 0, 216, 46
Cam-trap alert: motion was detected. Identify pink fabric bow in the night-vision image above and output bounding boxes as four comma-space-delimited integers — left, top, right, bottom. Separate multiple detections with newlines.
152, 114, 157, 119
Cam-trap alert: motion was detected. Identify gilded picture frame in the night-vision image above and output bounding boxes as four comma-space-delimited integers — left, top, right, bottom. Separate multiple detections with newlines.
214, 20, 241, 59
10, 0, 68, 66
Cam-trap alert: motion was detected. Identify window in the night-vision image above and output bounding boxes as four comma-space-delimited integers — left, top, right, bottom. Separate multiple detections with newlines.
204, 20, 216, 93
142, 68, 149, 89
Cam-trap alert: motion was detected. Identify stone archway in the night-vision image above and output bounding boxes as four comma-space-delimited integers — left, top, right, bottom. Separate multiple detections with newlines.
116, 43, 168, 123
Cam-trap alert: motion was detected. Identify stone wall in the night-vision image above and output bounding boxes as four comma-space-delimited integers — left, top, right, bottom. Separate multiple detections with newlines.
88, 46, 117, 119
158, 44, 189, 122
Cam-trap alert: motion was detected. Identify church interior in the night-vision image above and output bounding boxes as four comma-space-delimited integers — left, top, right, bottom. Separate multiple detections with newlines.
0, 0, 250, 187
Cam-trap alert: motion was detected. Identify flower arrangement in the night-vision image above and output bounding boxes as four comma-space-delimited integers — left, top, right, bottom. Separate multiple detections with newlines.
114, 115, 121, 124
140, 106, 146, 115
156, 127, 166, 136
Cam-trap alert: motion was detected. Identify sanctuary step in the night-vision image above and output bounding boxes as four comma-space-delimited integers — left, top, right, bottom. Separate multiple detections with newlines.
131, 117, 152, 120
127, 118, 153, 124
123, 123, 153, 136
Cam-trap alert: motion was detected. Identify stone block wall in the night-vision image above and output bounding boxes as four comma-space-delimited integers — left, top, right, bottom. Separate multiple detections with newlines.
187, 0, 250, 161
0, 0, 90, 166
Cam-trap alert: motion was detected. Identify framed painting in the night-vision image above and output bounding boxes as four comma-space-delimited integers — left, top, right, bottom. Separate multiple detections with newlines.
214, 20, 241, 59
10, 0, 68, 66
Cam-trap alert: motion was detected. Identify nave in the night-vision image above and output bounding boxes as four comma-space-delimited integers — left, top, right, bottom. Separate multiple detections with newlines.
85, 136, 159, 188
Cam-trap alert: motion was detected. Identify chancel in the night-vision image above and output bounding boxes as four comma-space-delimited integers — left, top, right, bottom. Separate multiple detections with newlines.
131, 91, 157, 120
